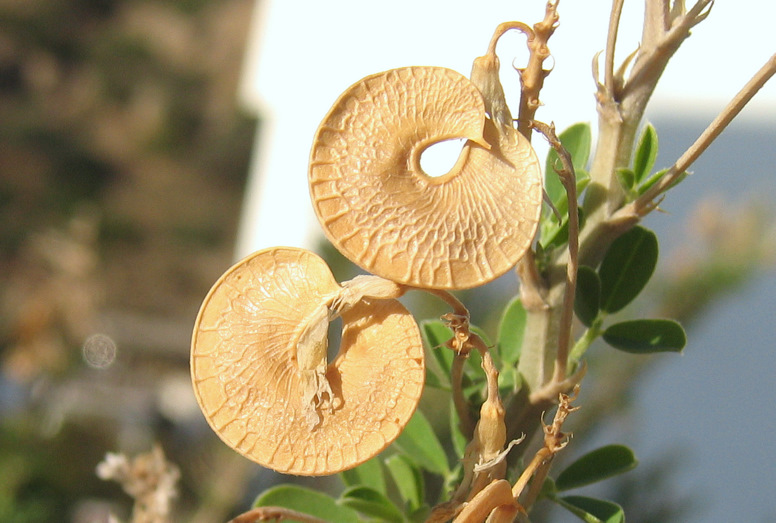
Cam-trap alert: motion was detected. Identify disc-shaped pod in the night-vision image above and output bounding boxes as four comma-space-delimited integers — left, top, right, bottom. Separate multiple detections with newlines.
309, 66, 543, 290
191, 247, 424, 475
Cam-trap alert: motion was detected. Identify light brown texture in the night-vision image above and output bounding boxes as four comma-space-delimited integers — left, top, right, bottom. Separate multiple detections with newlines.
309, 66, 543, 290
191, 247, 424, 475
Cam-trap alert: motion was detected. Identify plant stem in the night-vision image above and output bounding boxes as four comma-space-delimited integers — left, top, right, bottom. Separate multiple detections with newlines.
510, 2, 568, 403
512, 386, 579, 507
452, 353, 475, 438
579, 51, 776, 258
604, 0, 625, 94
530, 121, 579, 384
421, 288, 470, 318
585, 0, 714, 223
568, 321, 603, 364
418, 287, 478, 436
515, 0, 559, 140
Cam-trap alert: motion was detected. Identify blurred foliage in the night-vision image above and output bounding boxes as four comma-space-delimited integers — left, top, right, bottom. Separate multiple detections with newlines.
0, 0, 258, 520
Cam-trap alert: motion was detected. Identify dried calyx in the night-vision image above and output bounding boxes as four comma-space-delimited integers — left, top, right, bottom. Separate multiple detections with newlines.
191, 247, 423, 475
296, 272, 407, 428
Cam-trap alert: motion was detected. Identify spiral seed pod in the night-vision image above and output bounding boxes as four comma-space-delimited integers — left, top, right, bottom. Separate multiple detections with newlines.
191, 247, 424, 475
309, 66, 543, 290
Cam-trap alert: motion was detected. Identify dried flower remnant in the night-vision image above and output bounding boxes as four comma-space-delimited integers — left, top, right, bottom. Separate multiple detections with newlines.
96, 445, 180, 523
191, 247, 424, 475
309, 66, 543, 290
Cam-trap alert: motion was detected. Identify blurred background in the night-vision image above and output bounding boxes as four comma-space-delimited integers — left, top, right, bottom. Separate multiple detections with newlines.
0, 0, 256, 520
0, 0, 774, 522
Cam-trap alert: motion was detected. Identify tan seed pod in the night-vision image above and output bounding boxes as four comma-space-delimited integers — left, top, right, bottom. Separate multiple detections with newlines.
309, 66, 543, 290
191, 247, 424, 475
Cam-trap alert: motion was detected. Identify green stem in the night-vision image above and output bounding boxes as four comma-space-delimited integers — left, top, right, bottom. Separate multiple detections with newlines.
516, 300, 561, 392
568, 318, 604, 364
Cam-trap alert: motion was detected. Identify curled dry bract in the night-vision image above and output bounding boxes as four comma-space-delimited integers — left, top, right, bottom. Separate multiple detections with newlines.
309, 66, 543, 290
191, 247, 424, 475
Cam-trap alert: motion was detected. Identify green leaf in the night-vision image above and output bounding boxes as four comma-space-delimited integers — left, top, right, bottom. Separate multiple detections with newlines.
421, 319, 452, 351
545, 123, 592, 208
385, 454, 425, 512
637, 167, 667, 195
543, 171, 591, 227
616, 168, 635, 193
339, 486, 405, 523
497, 296, 527, 365
638, 167, 688, 196
567, 127, 593, 173
599, 226, 658, 313
603, 319, 686, 353
498, 366, 518, 397
394, 409, 449, 476
555, 445, 638, 491
669, 170, 689, 190
421, 320, 487, 397
541, 476, 558, 497
420, 320, 454, 388
340, 456, 386, 494
424, 366, 446, 389
541, 167, 591, 248
254, 485, 360, 523
574, 266, 601, 327
554, 496, 625, 523
470, 325, 493, 349
540, 215, 565, 250
464, 344, 484, 381
633, 123, 658, 184
576, 169, 591, 189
